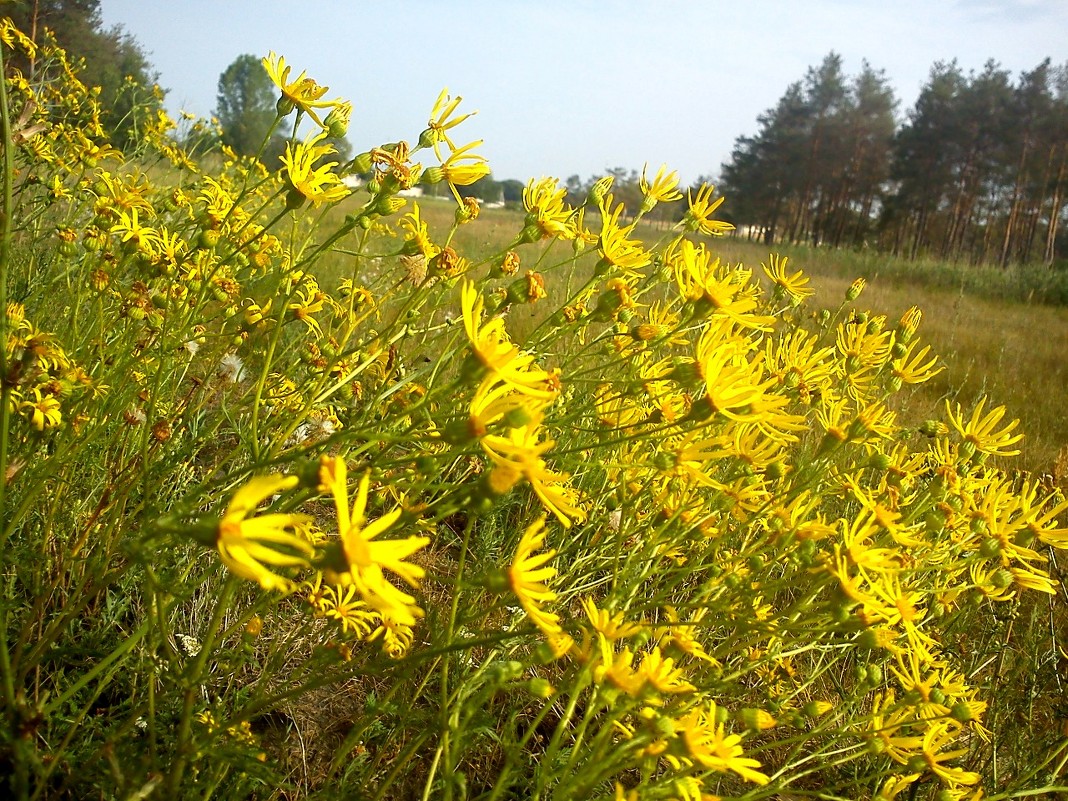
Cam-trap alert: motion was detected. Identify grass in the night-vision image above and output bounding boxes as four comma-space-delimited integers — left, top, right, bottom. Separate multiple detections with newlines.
715, 237, 1068, 476
394, 197, 1068, 476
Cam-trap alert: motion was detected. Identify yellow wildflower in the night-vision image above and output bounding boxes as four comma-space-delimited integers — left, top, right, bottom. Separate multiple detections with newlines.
598, 194, 650, 273
461, 280, 559, 400
671, 701, 769, 784
21, 388, 62, 431
421, 87, 477, 155
522, 177, 574, 240
216, 475, 315, 592
682, 183, 734, 236
762, 253, 814, 305
320, 457, 430, 626
280, 131, 350, 208
945, 397, 1023, 458
638, 163, 682, 211
439, 139, 491, 187
262, 52, 344, 126
508, 516, 564, 636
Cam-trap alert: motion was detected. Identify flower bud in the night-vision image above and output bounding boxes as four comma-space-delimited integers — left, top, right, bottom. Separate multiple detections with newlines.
416, 127, 438, 151
739, 708, 777, 731
950, 701, 975, 722
898, 306, 922, 343
803, 700, 833, 718
245, 615, 263, 638
375, 196, 407, 216
324, 103, 351, 138
846, 278, 866, 301
919, 419, 947, 437
525, 678, 555, 699
198, 229, 221, 250
285, 188, 306, 210
588, 176, 614, 207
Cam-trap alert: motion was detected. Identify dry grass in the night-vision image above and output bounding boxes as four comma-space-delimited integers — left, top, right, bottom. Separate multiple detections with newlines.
717, 238, 1068, 475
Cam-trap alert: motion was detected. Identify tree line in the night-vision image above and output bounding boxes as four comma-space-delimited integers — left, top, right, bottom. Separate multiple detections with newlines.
720, 53, 1068, 268
5, 0, 162, 150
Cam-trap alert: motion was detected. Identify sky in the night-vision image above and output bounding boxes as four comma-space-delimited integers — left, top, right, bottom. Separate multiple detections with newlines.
98, 0, 1067, 186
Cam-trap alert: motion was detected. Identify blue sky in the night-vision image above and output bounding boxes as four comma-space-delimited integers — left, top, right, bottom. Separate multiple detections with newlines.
99, 0, 1066, 185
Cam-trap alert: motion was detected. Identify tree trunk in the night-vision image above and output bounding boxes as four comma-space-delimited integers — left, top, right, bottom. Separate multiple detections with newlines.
1044, 148, 1066, 266
998, 136, 1030, 269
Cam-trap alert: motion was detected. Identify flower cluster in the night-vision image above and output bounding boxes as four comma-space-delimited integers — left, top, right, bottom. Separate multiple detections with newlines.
2, 24, 1065, 801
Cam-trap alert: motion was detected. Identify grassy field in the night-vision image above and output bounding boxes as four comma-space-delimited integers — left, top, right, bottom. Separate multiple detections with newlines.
404, 197, 1068, 476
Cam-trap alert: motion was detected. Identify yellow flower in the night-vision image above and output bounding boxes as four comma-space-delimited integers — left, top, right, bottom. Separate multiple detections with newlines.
522, 177, 574, 240
421, 87, 477, 155
945, 397, 1023, 457
320, 457, 430, 626
317, 584, 378, 636
21, 388, 62, 431
910, 720, 981, 787
762, 253, 814, 305
892, 341, 943, 386
661, 606, 720, 665
671, 240, 773, 330
682, 183, 734, 236
286, 286, 329, 338
461, 280, 559, 400
280, 131, 351, 208
110, 208, 160, 254
438, 139, 491, 187
468, 373, 548, 439
482, 421, 586, 528
216, 475, 315, 592
400, 202, 440, 260
638, 163, 682, 211
637, 647, 696, 697
672, 701, 769, 784
598, 195, 650, 274
367, 608, 416, 658
580, 597, 644, 641
695, 331, 783, 423
262, 52, 344, 126
508, 516, 564, 636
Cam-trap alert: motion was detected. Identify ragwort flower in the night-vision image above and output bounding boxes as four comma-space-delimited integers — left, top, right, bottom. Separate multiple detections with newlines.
420, 87, 477, 155
508, 516, 565, 638
522, 177, 575, 241
945, 396, 1023, 458
638, 163, 682, 212
682, 183, 734, 236
262, 52, 345, 126
319, 457, 430, 626
280, 131, 350, 208
216, 474, 315, 592
762, 253, 814, 305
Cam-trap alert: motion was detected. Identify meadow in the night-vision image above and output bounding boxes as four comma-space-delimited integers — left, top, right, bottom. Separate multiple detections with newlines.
2, 22, 1068, 801
415, 198, 1068, 477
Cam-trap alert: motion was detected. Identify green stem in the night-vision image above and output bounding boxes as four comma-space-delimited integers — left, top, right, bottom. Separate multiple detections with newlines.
424, 514, 476, 801
165, 575, 238, 795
